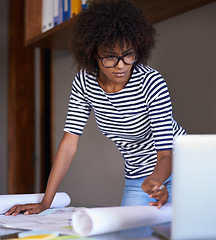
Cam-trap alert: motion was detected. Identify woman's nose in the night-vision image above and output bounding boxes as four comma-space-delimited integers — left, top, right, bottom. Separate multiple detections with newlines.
116, 59, 124, 68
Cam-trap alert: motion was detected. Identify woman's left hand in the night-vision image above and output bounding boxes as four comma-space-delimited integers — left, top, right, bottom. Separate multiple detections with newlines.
141, 177, 168, 208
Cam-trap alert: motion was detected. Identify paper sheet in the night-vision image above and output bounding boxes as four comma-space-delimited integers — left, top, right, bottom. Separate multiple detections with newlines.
0, 207, 77, 236
0, 204, 172, 237
0, 192, 71, 214
72, 204, 172, 236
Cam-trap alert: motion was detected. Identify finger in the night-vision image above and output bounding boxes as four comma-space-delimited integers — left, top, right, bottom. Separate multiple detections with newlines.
25, 208, 41, 215
149, 184, 167, 198
156, 193, 168, 209
10, 207, 23, 216
5, 206, 17, 216
158, 184, 165, 191
149, 201, 159, 207
149, 190, 168, 208
20, 204, 38, 215
149, 190, 164, 199
7, 204, 34, 216
153, 184, 165, 193
149, 200, 163, 208
25, 203, 47, 215
152, 185, 159, 192
11, 205, 32, 216
7, 206, 25, 216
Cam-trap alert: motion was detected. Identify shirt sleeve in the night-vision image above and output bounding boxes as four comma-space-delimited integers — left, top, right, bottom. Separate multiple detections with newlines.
64, 71, 92, 135
145, 70, 174, 151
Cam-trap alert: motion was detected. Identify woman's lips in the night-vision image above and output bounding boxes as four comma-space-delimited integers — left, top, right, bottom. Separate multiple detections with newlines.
113, 72, 126, 77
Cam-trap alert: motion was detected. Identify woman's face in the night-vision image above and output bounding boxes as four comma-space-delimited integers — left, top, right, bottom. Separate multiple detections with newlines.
97, 43, 136, 87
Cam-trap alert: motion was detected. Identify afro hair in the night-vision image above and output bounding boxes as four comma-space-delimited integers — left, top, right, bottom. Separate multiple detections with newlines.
70, 0, 157, 75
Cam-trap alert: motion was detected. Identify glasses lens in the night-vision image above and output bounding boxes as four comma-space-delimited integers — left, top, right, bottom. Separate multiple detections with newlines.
123, 52, 136, 64
100, 52, 137, 68
102, 57, 118, 68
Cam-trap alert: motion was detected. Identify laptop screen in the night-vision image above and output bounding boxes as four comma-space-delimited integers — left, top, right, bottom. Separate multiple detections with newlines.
172, 135, 216, 240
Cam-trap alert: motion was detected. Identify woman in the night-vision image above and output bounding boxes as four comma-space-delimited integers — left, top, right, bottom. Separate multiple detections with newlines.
6, 0, 185, 216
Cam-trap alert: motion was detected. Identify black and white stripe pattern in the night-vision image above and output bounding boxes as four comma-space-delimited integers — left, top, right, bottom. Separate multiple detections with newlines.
64, 65, 186, 178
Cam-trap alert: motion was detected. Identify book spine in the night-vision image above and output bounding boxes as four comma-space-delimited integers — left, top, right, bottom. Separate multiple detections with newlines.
42, 0, 48, 32
63, 0, 71, 21
71, 0, 81, 17
54, 0, 60, 26
42, 0, 54, 32
82, 0, 87, 10
59, 0, 63, 23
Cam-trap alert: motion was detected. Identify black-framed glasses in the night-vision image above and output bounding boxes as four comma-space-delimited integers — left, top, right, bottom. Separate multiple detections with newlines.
98, 51, 137, 68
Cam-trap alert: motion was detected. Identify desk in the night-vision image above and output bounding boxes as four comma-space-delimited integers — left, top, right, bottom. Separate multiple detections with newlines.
0, 225, 168, 240
0, 205, 171, 239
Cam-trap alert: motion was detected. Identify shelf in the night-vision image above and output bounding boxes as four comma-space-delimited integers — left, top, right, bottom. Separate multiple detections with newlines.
25, 18, 75, 51
132, 0, 215, 23
25, 0, 216, 50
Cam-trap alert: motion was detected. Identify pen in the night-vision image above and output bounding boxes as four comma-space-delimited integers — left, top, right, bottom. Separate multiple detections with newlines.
158, 184, 165, 190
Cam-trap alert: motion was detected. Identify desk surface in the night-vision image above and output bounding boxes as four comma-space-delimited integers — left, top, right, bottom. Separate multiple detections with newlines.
0, 225, 168, 240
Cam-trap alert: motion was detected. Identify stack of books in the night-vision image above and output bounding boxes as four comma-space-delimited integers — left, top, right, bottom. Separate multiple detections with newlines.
42, 0, 92, 33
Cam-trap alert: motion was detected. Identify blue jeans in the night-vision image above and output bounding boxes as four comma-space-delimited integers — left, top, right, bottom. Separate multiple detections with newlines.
121, 175, 172, 206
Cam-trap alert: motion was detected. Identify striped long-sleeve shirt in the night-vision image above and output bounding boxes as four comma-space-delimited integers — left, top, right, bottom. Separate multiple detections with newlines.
64, 64, 186, 179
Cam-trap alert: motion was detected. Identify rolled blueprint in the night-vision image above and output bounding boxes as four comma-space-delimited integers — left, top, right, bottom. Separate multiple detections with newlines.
72, 204, 172, 236
0, 192, 71, 214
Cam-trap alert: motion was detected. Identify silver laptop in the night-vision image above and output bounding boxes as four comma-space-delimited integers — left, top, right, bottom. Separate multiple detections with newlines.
153, 134, 216, 240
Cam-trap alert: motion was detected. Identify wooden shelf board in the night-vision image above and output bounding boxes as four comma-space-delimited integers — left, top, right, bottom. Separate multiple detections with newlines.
25, 0, 216, 50
25, 18, 75, 51
133, 0, 216, 23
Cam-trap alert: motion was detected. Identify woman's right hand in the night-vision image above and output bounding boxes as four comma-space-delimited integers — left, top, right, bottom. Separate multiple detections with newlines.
5, 133, 79, 217
5, 202, 48, 216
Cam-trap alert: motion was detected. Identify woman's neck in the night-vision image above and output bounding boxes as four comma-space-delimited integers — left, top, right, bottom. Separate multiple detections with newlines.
97, 69, 133, 93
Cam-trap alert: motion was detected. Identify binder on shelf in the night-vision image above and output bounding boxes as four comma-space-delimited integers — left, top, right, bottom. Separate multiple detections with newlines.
63, 0, 71, 21
71, 0, 81, 17
42, 0, 54, 32
54, 0, 63, 26
82, 0, 87, 10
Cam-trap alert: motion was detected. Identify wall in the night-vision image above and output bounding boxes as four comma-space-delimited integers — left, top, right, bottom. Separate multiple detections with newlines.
53, 2, 216, 207
149, 2, 216, 134
0, 0, 8, 194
